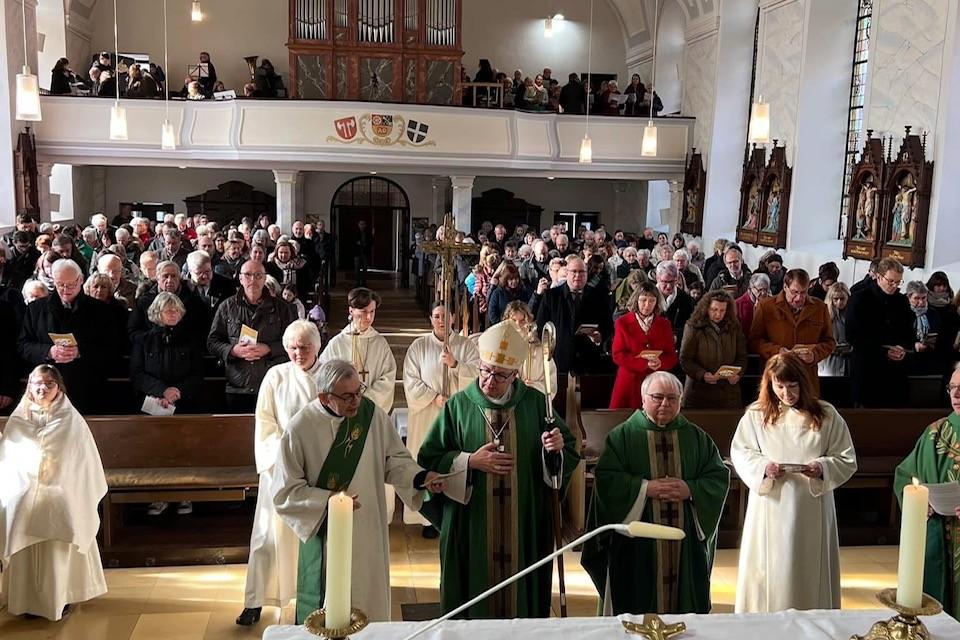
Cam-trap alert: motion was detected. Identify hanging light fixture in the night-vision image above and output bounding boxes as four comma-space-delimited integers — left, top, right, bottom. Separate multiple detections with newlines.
641, 0, 662, 157
109, 0, 127, 140
748, 94, 771, 144
15, 0, 41, 121
579, 0, 595, 164
544, 17, 554, 38
161, 0, 175, 150
191, 0, 203, 22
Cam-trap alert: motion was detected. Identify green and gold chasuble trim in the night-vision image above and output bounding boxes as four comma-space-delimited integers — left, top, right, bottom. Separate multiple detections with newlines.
483, 406, 520, 618
296, 398, 376, 624
647, 427, 684, 613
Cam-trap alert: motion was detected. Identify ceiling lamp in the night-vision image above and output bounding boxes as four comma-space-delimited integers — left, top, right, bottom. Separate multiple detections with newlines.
641, 0, 663, 157
579, 135, 593, 164
748, 94, 771, 144
191, 0, 203, 22
553, 13, 565, 21
109, 0, 127, 140
15, 0, 41, 121
580, 0, 594, 164
161, 0, 175, 150
544, 17, 554, 38
641, 122, 658, 157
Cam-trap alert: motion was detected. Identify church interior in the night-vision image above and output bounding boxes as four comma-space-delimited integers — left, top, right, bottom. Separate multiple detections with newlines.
3, 0, 960, 639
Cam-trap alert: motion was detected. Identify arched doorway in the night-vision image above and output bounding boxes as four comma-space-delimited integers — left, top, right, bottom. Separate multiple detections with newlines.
330, 176, 411, 285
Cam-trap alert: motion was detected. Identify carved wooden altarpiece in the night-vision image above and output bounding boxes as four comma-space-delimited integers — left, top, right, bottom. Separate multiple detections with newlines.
843, 130, 886, 261
681, 149, 706, 236
879, 126, 934, 269
736, 145, 768, 246
14, 129, 39, 218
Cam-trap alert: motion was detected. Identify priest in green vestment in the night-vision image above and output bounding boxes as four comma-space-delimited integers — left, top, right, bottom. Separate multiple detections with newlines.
581, 371, 729, 615
418, 321, 580, 619
894, 365, 960, 620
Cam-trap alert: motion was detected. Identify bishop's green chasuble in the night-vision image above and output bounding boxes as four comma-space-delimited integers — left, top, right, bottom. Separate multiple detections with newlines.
295, 398, 375, 624
417, 380, 580, 618
581, 410, 729, 615
895, 412, 960, 620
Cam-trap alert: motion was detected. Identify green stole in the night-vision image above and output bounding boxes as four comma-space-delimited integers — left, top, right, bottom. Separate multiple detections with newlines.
295, 398, 376, 624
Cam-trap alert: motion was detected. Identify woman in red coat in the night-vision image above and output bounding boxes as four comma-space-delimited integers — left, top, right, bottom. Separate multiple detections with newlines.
609, 281, 679, 408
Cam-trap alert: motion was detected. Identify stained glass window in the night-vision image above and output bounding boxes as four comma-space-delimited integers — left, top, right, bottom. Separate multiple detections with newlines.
839, 0, 873, 237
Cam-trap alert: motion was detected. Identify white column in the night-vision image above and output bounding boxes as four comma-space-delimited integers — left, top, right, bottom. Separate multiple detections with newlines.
431, 177, 449, 225
36, 160, 53, 223
645, 180, 671, 229
92, 165, 106, 214
667, 180, 684, 236
701, 0, 759, 246
273, 169, 302, 233
450, 175, 474, 234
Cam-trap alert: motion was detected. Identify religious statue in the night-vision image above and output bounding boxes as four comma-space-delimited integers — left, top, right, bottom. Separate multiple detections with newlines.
743, 181, 761, 230
685, 188, 697, 224
853, 175, 878, 241
762, 180, 781, 233
890, 174, 918, 246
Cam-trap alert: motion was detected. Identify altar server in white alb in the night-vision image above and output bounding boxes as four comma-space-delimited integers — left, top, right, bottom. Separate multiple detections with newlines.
731, 353, 857, 613
319, 287, 399, 518
402, 301, 480, 533
236, 321, 324, 627
502, 300, 558, 402
0, 365, 108, 621
271, 360, 446, 623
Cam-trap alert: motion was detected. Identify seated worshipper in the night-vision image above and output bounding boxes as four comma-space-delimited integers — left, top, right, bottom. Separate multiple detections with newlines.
254, 59, 284, 98
680, 291, 747, 409
581, 371, 729, 615
503, 300, 558, 401
748, 269, 836, 392
18, 259, 115, 413
736, 273, 771, 334
818, 282, 853, 378
709, 245, 752, 298
402, 302, 480, 536
186, 249, 236, 314
97, 253, 137, 310
893, 364, 960, 619
272, 360, 446, 623
731, 353, 857, 613
208, 260, 296, 413
487, 262, 531, 326
905, 281, 949, 377
0, 365, 108, 620
610, 282, 678, 409
266, 240, 312, 302
236, 321, 324, 626
845, 258, 915, 407
125, 63, 159, 98
22, 279, 48, 305
417, 322, 579, 618
656, 260, 695, 350
808, 261, 840, 301
129, 260, 210, 343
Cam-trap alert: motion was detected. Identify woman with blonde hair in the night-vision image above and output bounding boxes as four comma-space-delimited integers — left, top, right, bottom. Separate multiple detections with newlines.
730, 353, 857, 613
819, 282, 852, 377
502, 300, 557, 401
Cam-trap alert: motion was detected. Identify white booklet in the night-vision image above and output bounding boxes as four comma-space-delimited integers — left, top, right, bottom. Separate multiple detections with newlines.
923, 481, 960, 516
141, 396, 176, 416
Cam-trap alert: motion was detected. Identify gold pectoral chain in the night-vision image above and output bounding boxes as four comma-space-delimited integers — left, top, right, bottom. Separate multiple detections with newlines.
477, 406, 508, 452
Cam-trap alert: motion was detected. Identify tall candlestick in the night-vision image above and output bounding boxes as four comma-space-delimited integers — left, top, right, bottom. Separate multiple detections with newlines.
896, 478, 928, 608
325, 492, 354, 628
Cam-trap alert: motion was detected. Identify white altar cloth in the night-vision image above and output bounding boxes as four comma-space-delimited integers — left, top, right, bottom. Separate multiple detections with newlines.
263, 609, 960, 640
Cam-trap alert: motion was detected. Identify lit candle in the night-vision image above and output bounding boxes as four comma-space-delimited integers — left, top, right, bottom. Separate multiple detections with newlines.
325, 492, 354, 628
896, 478, 928, 608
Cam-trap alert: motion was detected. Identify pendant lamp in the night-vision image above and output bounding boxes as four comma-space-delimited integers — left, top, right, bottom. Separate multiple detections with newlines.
191, 0, 203, 22
161, 0, 175, 150
544, 17, 554, 38
748, 94, 771, 144
641, 121, 658, 157
642, 1, 663, 157
15, 0, 41, 121
579, 135, 593, 164
109, 0, 127, 140
580, 0, 595, 164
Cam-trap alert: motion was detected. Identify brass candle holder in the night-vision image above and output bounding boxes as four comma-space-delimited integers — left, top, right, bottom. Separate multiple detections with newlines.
850, 589, 942, 640
304, 607, 369, 640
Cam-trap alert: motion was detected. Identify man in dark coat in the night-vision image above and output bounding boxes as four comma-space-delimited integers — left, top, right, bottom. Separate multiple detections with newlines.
185, 250, 236, 317
655, 261, 695, 354
559, 73, 585, 114
845, 258, 915, 407
18, 259, 116, 413
129, 260, 211, 343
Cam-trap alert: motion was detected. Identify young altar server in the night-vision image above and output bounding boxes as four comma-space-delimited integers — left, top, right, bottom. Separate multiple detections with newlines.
417, 321, 580, 618
893, 364, 960, 619
271, 360, 446, 623
402, 301, 480, 535
731, 353, 857, 613
502, 301, 558, 402
580, 371, 729, 615
0, 365, 108, 620
236, 321, 324, 626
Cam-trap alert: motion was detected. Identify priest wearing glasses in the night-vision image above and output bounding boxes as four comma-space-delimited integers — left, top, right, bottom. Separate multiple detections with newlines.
417, 321, 580, 618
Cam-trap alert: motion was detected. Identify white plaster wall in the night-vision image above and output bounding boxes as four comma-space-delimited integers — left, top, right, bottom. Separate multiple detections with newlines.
682, 33, 717, 154
758, 0, 804, 161
653, 0, 685, 115
867, 0, 949, 147
50, 163, 73, 221
36, 0, 65, 90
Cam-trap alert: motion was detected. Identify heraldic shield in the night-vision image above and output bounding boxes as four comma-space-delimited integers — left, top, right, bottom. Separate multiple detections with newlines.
407, 120, 429, 144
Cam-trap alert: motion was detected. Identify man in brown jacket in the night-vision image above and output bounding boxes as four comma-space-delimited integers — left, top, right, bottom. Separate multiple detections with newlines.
748, 268, 836, 391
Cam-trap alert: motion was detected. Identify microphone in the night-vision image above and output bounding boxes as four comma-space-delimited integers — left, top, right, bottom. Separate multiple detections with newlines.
399, 521, 685, 640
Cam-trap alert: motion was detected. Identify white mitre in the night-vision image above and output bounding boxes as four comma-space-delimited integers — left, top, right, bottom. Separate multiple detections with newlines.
478, 321, 527, 371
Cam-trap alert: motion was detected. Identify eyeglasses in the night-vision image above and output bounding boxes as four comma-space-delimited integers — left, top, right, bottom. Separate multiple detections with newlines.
879, 273, 903, 287
479, 367, 515, 383
29, 380, 58, 390
948, 384, 960, 396
239, 272, 265, 280
646, 393, 680, 405
330, 383, 367, 404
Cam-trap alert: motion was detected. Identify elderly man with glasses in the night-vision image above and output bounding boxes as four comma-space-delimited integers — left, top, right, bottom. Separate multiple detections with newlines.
418, 321, 579, 619
894, 363, 960, 619
271, 359, 446, 624
581, 371, 729, 615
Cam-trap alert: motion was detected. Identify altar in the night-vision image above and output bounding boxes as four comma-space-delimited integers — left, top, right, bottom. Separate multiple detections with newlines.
263, 609, 960, 640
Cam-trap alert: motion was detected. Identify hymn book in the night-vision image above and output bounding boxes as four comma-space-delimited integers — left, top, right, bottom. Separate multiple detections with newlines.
48, 332, 77, 347
239, 325, 259, 345
638, 350, 662, 360
715, 365, 742, 378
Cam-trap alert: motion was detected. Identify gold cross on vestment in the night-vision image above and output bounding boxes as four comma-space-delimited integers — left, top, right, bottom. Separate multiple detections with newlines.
622, 614, 687, 640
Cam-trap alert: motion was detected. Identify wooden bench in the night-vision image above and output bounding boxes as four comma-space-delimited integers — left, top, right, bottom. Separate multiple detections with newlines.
574, 406, 945, 547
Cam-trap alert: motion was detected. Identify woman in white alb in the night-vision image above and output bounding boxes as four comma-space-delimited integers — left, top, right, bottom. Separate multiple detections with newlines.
731, 353, 857, 613
402, 301, 479, 534
236, 320, 323, 626
0, 365, 108, 621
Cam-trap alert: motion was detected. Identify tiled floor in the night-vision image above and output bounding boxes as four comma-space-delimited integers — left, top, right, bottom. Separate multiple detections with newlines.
0, 525, 897, 639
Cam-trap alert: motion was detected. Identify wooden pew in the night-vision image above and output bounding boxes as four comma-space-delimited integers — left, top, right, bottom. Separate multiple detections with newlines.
576, 407, 945, 547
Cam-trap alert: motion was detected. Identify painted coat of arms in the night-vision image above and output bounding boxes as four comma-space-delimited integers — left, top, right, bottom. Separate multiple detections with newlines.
329, 114, 436, 147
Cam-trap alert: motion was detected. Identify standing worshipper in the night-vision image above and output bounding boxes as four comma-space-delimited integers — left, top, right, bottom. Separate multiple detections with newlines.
581, 371, 729, 614
503, 300, 558, 401
237, 321, 324, 626
680, 290, 747, 409
417, 322, 580, 618
0, 365, 108, 620
272, 360, 446, 623
354, 220, 373, 286
893, 364, 960, 619
402, 302, 480, 535
730, 353, 857, 613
